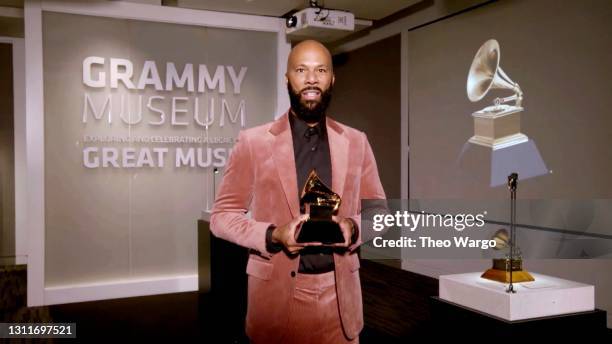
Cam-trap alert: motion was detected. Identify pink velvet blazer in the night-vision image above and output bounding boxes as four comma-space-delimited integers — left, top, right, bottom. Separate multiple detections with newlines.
210, 111, 386, 342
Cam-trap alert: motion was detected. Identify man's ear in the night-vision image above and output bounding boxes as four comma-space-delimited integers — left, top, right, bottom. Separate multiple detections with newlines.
332, 74, 335, 86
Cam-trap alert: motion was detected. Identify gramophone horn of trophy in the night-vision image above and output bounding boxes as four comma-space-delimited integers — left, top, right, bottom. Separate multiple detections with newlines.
467, 39, 529, 150
296, 169, 345, 244
481, 173, 535, 289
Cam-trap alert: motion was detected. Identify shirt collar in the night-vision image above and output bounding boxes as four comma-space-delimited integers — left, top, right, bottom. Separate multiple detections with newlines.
289, 111, 326, 140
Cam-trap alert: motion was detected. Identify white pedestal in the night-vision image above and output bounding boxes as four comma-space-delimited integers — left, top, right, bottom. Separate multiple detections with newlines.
439, 272, 594, 321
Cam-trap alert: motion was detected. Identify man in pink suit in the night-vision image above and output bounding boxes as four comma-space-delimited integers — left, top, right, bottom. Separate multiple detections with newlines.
211, 40, 386, 343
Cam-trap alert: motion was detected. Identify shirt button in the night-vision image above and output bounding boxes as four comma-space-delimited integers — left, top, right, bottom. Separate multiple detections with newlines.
291, 271, 296, 277
311, 146, 317, 151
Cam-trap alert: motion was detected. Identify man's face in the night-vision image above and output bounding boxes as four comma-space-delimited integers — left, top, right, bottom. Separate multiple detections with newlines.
286, 41, 335, 123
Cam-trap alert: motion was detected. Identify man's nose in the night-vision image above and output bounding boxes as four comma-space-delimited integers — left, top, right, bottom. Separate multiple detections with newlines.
305, 70, 318, 85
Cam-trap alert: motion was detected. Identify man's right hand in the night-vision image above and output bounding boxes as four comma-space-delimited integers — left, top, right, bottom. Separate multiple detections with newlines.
271, 214, 321, 254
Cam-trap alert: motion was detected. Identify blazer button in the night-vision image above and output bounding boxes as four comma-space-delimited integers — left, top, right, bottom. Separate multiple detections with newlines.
291, 271, 296, 277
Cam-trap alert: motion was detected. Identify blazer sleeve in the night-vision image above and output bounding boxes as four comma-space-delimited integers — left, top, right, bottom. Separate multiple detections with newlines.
348, 132, 388, 252
210, 130, 275, 258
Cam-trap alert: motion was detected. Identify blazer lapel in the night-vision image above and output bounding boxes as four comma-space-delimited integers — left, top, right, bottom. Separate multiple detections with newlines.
270, 113, 300, 218
327, 117, 349, 200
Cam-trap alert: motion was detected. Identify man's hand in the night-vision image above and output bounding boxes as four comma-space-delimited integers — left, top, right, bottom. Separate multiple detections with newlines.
329, 215, 355, 248
272, 214, 321, 254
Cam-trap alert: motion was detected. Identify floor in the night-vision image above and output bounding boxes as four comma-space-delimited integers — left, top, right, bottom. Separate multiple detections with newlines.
3, 261, 608, 342
1, 260, 437, 342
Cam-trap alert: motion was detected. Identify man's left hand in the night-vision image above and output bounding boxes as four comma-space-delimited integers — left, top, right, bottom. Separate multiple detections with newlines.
330, 215, 355, 248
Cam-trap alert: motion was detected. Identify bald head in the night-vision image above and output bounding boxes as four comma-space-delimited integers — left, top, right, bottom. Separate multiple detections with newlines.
287, 40, 333, 74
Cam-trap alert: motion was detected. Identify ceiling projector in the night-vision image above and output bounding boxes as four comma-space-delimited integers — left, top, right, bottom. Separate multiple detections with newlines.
285, 6, 355, 42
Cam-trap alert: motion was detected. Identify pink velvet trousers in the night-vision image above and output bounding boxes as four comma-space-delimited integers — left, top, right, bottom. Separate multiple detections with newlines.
281, 271, 359, 344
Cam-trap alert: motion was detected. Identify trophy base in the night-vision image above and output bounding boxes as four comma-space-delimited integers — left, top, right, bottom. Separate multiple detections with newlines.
296, 220, 344, 244
481, 258, 535, 283
481, 269, 535, 283
470, 106, 527, 150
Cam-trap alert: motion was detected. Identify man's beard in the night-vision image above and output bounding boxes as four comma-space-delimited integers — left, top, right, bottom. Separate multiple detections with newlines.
287, 83, 333, 123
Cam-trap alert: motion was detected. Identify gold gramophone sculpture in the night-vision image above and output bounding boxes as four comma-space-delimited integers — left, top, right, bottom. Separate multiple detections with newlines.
296, 169, 345, 244
467, 39, 528, 150
481, 173, 534, 292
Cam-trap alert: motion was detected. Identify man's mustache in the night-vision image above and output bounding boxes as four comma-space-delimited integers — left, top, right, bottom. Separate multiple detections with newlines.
299, 87, 323, 94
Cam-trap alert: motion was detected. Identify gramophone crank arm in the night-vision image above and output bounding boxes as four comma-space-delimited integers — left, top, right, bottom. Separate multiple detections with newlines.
493, 84, 523, 107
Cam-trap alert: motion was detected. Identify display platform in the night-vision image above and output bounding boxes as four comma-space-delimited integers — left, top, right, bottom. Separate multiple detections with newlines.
439, 272, 594, 321
430, 296, 609, 338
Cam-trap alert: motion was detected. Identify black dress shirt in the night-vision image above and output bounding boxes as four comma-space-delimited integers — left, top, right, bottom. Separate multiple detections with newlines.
263, 113, 335, 273
289, 113, 335, 273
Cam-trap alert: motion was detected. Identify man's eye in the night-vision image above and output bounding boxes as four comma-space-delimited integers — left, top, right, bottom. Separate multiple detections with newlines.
296, 68, 305, 72
318, 68, 327, 73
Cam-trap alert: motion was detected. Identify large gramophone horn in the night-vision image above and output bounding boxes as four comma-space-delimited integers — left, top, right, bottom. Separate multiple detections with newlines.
467, 39, 522, 105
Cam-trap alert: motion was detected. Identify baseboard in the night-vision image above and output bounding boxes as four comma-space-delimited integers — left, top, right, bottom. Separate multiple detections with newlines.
44, 274, 198, 306
401, 260, 457, 279
401, 259, 490, 279
0, 256, 27, 265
